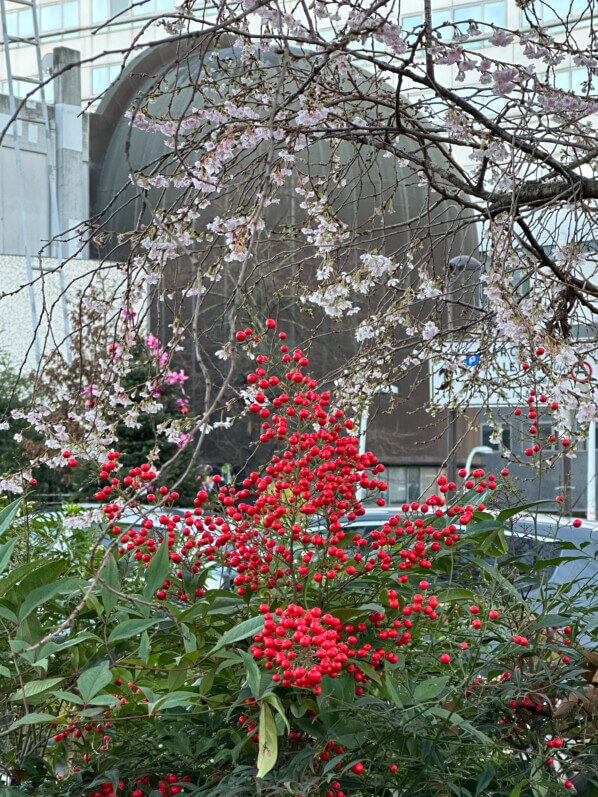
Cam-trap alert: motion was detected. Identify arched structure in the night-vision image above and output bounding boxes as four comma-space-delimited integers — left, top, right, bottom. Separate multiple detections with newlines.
89, 33, 479, 500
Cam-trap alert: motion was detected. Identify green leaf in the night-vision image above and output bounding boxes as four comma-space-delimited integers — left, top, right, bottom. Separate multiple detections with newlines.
353, 660, 381, 682
0, 499, 22, 540
531, 614, 573, 631
468, 556, 524, 604
478, 528, 508, 557
181, 623, 196, 654
210, 615, 265, 652
239, 649, 261, 698
475, 764, 496, 795
435, 588, 476, 603
35, 632, 101, 662
0, 560, 63, 599
256, 702, 278, 778
151, 690, 196, 712
0, 604, 17, 623
100, 554, 120, 616
429, 706, 492, 744
497, 501, 555, 522
509, 781, 528, 797
78, 661, 112, 704
18, 578, 80, 621
88, 694, 120, 707
142, 539, 170, 601
262, 693, 290, 733
467, 520, 504, 534
0, 538, 18, 576
139, 631, 150, 664
198, 669, 215, 695
382, 673, 403, 708
108, 617, 157, 643
414, 676, 449, 704
168, 667, 188, 692
10, 677, 63, 700
53, 690, 84, 705
5, 713, 57, 732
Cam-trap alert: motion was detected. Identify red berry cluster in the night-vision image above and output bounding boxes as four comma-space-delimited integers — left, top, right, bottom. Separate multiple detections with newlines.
87, 780, 124, 797
87, 773, 190, 797
249, 595, 446, 694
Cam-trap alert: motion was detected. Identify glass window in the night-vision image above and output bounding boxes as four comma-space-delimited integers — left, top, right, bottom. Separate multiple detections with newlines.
537, 422, 555, 449
482, 425, 510, 450
432, 10, 451, 27
40, 4, 61, 31
92, 0, 108, 23
542, 0, 570, 20
92, 63, 121, 95
2, 78, 33, 98
454, 4, 483, 23
133, 0, 153, 16
63, 1, 78, 27
453, 4, 483, 38
386, 466, 421, 504
484, 1, 505, 26
5, 12, 18, 36
111, 0, 130, 16
525, 0, 587, 23
156, 0, 171, 10
18, 9, 34, 37
402, 14, 422, 31
6, 13, 19, 36
420, 467, 439, 501
92, 66, 109, 95
571, 67, 589, 93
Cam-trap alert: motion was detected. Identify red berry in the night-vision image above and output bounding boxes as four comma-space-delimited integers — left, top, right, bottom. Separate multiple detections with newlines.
573, 519, 582, 527
536, 347, 545, 355
236, 331, 247, 342
351, 762, 364, 775
266, 318, 276, 329
439, 653, 451, 664
29, 478, 37, 487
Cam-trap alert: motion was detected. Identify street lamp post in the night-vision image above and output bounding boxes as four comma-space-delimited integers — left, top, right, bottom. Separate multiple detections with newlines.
357, 385, 399, 502
465, 445, 494, 476
445, 256, 483, 484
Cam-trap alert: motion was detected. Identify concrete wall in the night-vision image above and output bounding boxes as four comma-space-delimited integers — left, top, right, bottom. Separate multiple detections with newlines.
0, 254, 103, 368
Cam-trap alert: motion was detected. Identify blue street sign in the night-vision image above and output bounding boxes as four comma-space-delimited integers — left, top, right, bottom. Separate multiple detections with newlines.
465, 354, 479, 367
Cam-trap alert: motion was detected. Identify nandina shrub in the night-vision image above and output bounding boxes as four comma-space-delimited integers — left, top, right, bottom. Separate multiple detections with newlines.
1, 324, 597, 796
